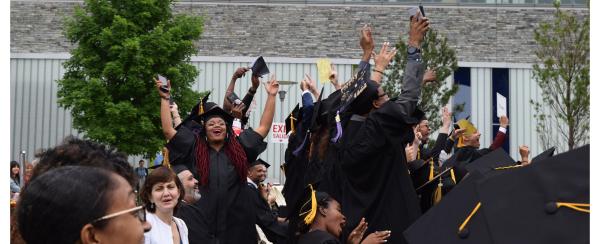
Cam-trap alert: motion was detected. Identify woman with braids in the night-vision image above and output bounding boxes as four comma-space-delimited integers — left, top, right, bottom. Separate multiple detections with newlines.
292, 185, 391, 244
156, 75, 279, 244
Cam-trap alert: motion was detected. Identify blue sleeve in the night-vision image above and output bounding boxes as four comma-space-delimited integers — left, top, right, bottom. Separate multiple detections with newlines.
301, 92, 314, 130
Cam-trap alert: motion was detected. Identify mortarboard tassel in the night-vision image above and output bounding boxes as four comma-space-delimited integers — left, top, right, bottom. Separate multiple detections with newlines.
450, 168, 457, 184
298, 184, 318, 225
162, 147, 171, 169
554, 202, 590, 213
428, 159, 434, 181
331, 111, 343, 143
199, 99, 204, 115
293, 132, 310, 157
432, 177, 443, 205
290, 115, 296, 134
458, 202, 482, 238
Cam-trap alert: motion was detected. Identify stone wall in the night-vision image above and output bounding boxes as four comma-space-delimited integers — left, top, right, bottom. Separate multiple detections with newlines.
10, 1, 589, 63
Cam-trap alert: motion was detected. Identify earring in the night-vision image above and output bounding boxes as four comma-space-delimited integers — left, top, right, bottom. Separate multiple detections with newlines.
149, 202, 156, 212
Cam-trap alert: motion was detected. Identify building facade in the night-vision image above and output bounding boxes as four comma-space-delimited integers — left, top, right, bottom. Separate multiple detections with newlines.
10, 0, 588, 183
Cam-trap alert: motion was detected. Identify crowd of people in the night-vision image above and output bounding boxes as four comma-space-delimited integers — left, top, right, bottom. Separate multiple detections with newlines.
10, 10, 587, 244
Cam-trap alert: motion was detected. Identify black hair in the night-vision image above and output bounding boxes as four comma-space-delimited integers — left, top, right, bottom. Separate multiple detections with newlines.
17, 166, 118, 244
140, 166, 185, 214
10, 160, 20, 184
31, 136, 135, 187
350, 80, 380, 115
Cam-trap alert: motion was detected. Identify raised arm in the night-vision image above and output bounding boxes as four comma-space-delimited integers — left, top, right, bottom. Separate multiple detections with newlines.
170, 102, 182, 128
254, 74, 280, 138
392, 12, 429, 116
155, 78, 176, 140
223, 67, 250, 111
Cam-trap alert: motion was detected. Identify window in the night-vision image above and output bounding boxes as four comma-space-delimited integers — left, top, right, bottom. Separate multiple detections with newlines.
492, 68, 510, 153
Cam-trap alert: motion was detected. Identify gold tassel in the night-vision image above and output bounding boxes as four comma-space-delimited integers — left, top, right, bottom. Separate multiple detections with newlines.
417, 149, 421, 160
304, 184, 318, 225
162, 147, 171, 169
432, 178, 443, 205
428, 159, 434, 181
450, 169, 457, 184
290, 114, 296, 134
199, 99, 204, 115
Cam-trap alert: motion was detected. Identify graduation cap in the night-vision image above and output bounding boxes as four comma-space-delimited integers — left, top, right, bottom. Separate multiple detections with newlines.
182, 92, 216, 125
405, 171, 494, 244
251, 56, 270, 78
464, 148, 516, 175
530, 146, 555, 164
200, 105, 234, 125
285, 104, 301, 135
249, 158, 271, 169
172, 164, 190, 175
338, 65, 370, 114
475, 145, 589, 244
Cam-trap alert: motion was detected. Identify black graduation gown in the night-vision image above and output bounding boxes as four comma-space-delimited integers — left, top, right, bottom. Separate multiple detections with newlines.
167, 126, 266, 244
297, 230, 341, 244
247, 182, 288, 243
338, 60, 424, 244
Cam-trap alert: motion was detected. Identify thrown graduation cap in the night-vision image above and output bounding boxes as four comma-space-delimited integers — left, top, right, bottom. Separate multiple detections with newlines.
200, 105, 235, 125
285, 104, 301, 135
249, 158, 271, 169
405, 171, 494, 244
530, 146, 555, 164
475, 145, 589, 244
251, 56, 270, 78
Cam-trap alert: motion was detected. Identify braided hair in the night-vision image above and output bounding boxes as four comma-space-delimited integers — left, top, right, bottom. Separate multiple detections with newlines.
194, 121, 248, 186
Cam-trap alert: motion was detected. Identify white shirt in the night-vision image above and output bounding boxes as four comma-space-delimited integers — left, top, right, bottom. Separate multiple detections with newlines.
144, 211, 189, 244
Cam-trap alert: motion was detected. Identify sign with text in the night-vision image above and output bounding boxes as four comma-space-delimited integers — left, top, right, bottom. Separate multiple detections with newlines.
270, 122, 288, 143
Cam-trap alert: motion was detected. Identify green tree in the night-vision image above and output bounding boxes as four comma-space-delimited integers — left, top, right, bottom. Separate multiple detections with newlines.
531, 1, 589, 151
58, 0, 204, 157
383, 29, 461, 133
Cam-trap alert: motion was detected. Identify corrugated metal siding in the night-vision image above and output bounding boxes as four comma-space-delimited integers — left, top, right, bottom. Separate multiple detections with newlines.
470, 67, 493, 150
9, 56, 355, 183
509, 68, 568, 159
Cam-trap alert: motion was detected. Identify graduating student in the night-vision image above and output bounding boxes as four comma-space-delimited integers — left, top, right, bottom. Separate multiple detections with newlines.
157, 76, 279, 244
336, 13, 430, 244
442, 115, 509, 184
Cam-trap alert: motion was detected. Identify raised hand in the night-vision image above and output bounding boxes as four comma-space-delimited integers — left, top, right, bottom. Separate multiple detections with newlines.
232, 67, 250, 80
347, 218, 368, 244
154, 77, 170, 99
500, 116, 509, 128
372, 41, 398, 72
408, 12, 429, 48
423, 69, 437, 84
329, 64, 341, 90
230, 103, 246, 119
361, 230, 392, 244
360, 24, 375, 61
264, 74, 280, 96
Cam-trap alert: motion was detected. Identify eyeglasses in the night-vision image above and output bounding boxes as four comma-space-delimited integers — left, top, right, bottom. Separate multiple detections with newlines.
90, 205, 146, 225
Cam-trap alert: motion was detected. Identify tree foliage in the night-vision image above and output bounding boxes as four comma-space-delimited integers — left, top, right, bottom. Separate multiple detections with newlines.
58, 0, 204, 157
531, 1, 589, 151
383, 29, 461, 133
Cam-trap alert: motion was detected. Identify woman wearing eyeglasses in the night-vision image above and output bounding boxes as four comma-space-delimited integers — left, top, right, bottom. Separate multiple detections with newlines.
17, 165, 151, 244
141, 166, 188, 244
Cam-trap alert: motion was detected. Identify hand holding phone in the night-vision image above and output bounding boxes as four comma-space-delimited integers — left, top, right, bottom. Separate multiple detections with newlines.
158, 75, 169, 93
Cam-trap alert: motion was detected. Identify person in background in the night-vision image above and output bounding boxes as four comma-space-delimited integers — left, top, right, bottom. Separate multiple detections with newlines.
135, 160, 149, 191
10, 161, 21, 197
172, 164, 201, 204
23, 163, 34, 186
141, 166, 188, 244
18, 165, 151, 244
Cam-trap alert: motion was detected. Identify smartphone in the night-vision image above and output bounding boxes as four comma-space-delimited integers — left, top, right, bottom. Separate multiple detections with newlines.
158, 75, 169, 93
227, 92, 242, 105
408, 6, 425, 20
419, 4, 426, 18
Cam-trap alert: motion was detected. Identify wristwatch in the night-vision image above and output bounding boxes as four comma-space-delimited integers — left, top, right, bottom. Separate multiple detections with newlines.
407, 46, 421, 55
